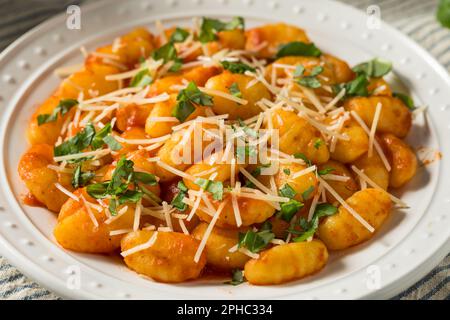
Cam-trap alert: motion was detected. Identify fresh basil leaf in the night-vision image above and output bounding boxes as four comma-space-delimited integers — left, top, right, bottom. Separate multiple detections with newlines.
91, 123, 111, 150
283, 168, 290, 175
393, 92, 416, 110
172, 100, 196, 122
71, 164, 95, 189
276, 42, 322, 59
279, 184, 297, 199
103, 135, 122, 151
177, 180, 188, 192
194, 178, 224, 200
334, 73, 369, 98
318, 167, 335, 175
54, 123, 96, 160
225, 269, 246, 286
352, 58, 392, 78
172, 82, 213, 122
86, 182, 109, 199
279, 199, 304, 222
152, 42, 178, 63
130, 69, 153, 87
228, 82, 242, 98
134, 172, 157, 186
294, 152, 312, 167
198, 17, 245, 43
37, 99, 78, 125
171, 191, 187, 211
301, 185, 315, 201
169, 27, 190, 43
236, 145, 257, 162
313, 138, 323, 149
298, 76, 321, 88
238, 227, 274, 253
118, 190, 143, 205
310, 66, 324, 77
293, 65, 305, 77
292, 203, 338, 242
171, 181, 188, 211
221, 61, 255, 74
314, 203, 338, 218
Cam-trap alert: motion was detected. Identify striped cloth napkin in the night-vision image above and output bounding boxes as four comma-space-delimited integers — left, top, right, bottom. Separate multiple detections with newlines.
0, 0, 448, 300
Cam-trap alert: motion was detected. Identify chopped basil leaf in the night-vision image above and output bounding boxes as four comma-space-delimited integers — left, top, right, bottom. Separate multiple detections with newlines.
310, 66, 324, 77
283, 168, 291, 175
177, 180, 188, 192
236, 145, 257, 162
37, 99, 78, 125
151, 42, 182, 72
130, 69, 153, 87
318, 167, 335, 176
103, 135, 122, 151
91, 123, 112, 150
290, 203, 338, 242
171, 181, 188, 211
279, 199, 304, 222
172, 82, 213, 122
298, 76, 321, 88
294, 152, 312, 167
293, 65, 305, 77
276, 42, 322, 59
54, 123, 96, 160
71, 164, 95, 189
194, 178, 224, 200
169, 27, 190, 43
393, 92, 416, 110
301, 185, 315, 201
134, 172, 157, 185
228, 82, 242, 98
334, 73, 369, 98
86, 156, 154, 215
313, 138, 323, 149
221, 61, 255, 74
225, 269, 246, 286
279, 183, 297, 199
352, 58, 392, 78
234, 119, 258, 138
198, 17, 245, 43
238, 225, 274, 253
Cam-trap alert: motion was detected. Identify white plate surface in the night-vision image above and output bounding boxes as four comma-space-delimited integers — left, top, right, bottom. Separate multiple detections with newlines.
0, 0, 449, 299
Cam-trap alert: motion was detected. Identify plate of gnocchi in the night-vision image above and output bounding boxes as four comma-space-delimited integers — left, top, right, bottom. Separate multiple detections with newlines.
0, 0, 449, 299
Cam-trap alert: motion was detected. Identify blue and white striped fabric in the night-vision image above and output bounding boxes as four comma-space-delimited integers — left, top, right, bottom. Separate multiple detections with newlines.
0, 0, 448, 300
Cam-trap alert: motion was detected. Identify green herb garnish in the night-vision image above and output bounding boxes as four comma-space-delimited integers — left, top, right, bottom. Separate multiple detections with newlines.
37, 99, 78, 125
276, 42, 322, 59
194, 178, 224, 200
229, 82, 242, 98
225, 269, 246, 286
151, 42, 182, 72
238, 222, 274, 253
221, 61, 255, 74
393, 92, 416, 110
71, 164, 95, 189
352, 58, 392, 78
172, 82, 213, 122
290, 203, 338, 242
198, 17, 245, 43
171, 181, 188, 211
169, 27, 190, 43
54, 123, 96, 161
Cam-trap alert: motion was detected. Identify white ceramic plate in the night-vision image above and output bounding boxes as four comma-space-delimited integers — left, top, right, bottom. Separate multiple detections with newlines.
0, 0, 449, 300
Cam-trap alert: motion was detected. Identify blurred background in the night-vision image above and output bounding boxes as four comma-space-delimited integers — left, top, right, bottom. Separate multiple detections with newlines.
0, 0, 448, 300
